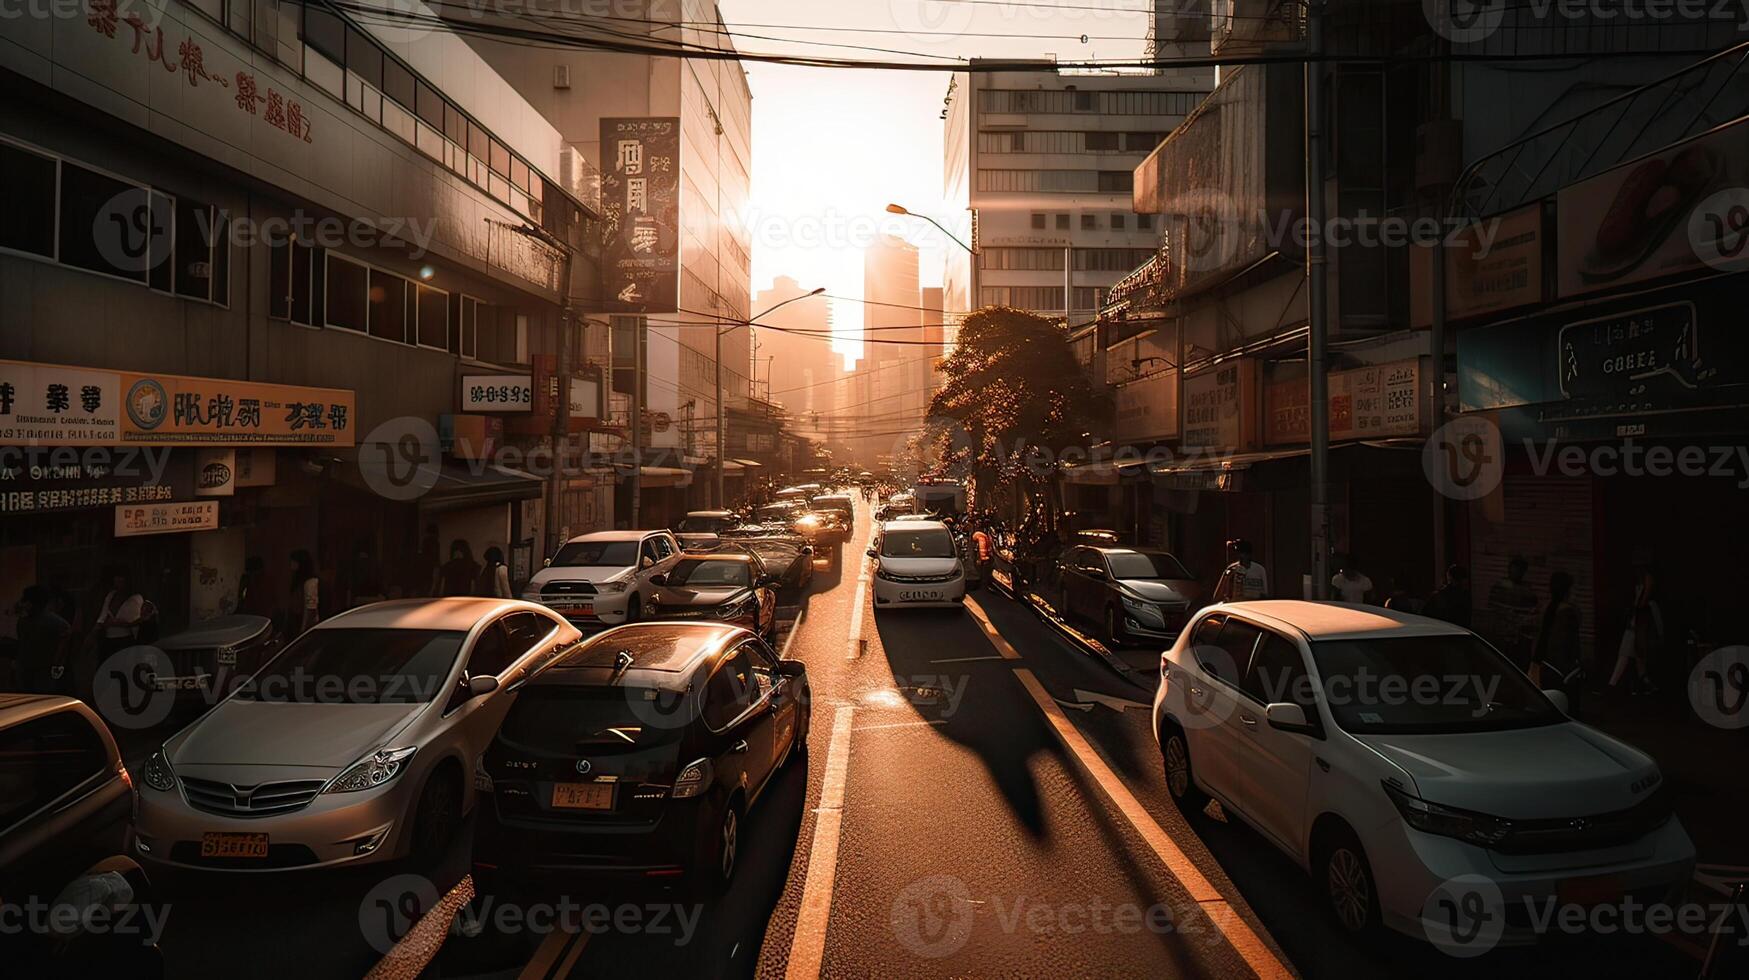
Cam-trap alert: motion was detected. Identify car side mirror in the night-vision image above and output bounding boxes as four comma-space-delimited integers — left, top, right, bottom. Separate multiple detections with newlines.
866, 549, 877, 558
543, 557, 553, 567
1264, 702, 1314, 734
802, 546, 814, 555
776, 660, 806, 678
1542, 689, 1571, 715
468, 675, 500, 698
1087, 567, 1108, 579
650, 573, 667, 587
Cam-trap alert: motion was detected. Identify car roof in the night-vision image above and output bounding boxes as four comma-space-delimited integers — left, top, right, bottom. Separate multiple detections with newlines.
539, 623, 746, 688
881, 519, 948, 531
319, 597, 541, 631
677, 552, 754, 564
1091, 546, 1175, 558
1214, 600, 1471, 641
685, 510, 735, 518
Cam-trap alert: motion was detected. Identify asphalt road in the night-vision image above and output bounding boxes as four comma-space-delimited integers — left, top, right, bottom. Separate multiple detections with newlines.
142, 499, 1708, 979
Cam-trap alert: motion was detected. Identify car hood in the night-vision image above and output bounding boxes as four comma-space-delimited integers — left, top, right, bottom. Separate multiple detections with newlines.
877, 556, 961, 576
652, 585, 749, 607
1117, 578, 1202, 604
529, 566, 633, 588
1360, 722, 1661, 819
169, 699, 425, 770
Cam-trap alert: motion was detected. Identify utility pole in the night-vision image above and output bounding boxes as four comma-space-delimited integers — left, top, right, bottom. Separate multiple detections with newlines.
1306, 0, 1332, 600
1063, 244, 1073, 326
630, 316, 644, 528
715, 321, 726, 509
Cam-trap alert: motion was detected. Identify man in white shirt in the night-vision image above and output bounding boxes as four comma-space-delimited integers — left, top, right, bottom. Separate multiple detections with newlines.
1331, 556, 1374, 604
1217, 539, 1269, 601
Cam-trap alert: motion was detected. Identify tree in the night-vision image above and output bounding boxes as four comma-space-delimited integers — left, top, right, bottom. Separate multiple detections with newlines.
925, 307, 1109, 532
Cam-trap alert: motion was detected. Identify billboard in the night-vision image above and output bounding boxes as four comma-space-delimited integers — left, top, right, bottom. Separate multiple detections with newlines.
600, 117, 681, 313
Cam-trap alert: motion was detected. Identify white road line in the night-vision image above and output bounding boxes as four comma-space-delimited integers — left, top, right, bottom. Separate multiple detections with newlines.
851, 718, 947, 733
847, 518, 873, 660
1011, 667, 1294, 980
930, 654, 1007, 664
785, 703, 855, 980
964, 598, 1022, 660
781, 607, 807, 661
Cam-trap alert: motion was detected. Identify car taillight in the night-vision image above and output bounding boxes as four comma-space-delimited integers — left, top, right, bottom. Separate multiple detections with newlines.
672, 758, 713, 799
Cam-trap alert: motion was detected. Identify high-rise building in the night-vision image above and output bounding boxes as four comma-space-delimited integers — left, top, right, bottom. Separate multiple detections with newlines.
941, 63, 1213, 328
841, 236, 927, 468
753, 276, 836, 433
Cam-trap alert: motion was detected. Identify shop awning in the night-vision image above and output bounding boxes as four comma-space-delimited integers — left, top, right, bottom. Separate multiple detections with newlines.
638, 466, 693, 488
731, 458, 765, 468
421, 461, 545, 513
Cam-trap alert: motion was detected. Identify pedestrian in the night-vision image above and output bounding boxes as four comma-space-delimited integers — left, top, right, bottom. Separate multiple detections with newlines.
1532, 570, 1583, 712
1423, 565, 1472, 628
236, 556, 273, 618
1382, 575, 1422, 614
1330, 555, 1374, 604
1486, 556, 1539, 669
344, 540, 385, 609
1608, 567, 1663, 696
11, 586, 71, 694
1215, 539, 1269, 602
91, 568, 148, 658
288, 550, 321, 637
438, 539, 481, 597
477, 546, 512, 598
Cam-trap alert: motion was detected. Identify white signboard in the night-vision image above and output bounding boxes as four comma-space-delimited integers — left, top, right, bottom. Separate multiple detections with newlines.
0, 362, 121, 444
194, 448, 237, 497
461, 375, 534, 413
568, 378, 601, 421
115, 500, 220, 537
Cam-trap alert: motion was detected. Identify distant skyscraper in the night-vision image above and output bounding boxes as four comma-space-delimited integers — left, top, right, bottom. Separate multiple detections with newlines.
753, 276, 835, 437
846, 236, 927, 468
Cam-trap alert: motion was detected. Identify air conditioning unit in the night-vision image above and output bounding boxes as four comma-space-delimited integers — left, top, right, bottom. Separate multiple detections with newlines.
1415, 120, 1463, 193
553, 64, 572, 89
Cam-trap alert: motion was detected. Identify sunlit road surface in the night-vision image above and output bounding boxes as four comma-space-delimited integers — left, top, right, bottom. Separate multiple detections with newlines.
150, 499, 1697, 979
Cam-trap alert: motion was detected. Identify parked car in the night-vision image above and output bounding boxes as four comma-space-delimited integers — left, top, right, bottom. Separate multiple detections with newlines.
675, 511, 739, 551
145, 614, 279, 709
868, 520, 967, 612
1055, 547, 1203, 647
471, 623, 809, 896
1153, 601, 1694, 948
735, 537, 816, 594
647, 553, 780, 643
0, 695, 161, 977
524, 530, 683, 628
133, 599, 581, 871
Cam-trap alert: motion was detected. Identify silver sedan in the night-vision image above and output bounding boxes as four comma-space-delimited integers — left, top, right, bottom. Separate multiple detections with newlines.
133, 598, 580, 871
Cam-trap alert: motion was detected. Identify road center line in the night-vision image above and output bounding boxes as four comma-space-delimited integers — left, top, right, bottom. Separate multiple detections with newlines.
365, 874, 476, 980
1011, 667, 1293, 980
517, 925, 588, 980
964, 598, 1023, 660
847, 518, 872, 660
785, 702, 855, 980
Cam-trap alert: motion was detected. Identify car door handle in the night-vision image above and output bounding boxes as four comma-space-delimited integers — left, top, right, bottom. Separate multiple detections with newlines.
1239, 714, 1257, 728
1315, 756, 1331, 772
731, 740, 749, 755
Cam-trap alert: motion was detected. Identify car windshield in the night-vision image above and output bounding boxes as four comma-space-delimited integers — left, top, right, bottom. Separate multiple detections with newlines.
1310, 634, 1563, 735
552, 540, 640, 568
1107, 552, 1191, 580
811, 497, 852, 516
881, 528, 956, 558
678, 515, 733, 533
236, 628, 464, 704
667, 559, 752, 588
745, 541, 800, 565
498, 688, 685, 751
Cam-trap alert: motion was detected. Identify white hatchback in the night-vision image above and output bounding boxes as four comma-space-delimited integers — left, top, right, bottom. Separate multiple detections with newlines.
1152, 601, 1694, 952
868, 520, 966, 611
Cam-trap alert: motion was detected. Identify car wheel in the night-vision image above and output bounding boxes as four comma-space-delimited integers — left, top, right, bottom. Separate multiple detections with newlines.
1159, 723, 1210, 816
410, 766, 461, 868
1104, 606, 1127, 649
626, 595, 642, 624
695, 799, 742, 896
793, 686, 811, 758
1317, 826, 1381, 938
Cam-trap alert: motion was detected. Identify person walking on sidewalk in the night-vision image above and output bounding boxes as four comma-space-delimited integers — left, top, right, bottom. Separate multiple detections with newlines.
1215, 539, 1269, 602
1331, 555, 1374, 604
288, 550, 322, 637
1487, 556, 1539, 670
477, 546, 513, 598
1424, 565, 1472, 628
1608, 567, 1663, 696
439, 540, 481, 598
1532, 570, 1583, 714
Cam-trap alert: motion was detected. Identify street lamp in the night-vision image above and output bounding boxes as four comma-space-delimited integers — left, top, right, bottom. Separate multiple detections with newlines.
717, 286, 825, 507
886, 203, 978, 255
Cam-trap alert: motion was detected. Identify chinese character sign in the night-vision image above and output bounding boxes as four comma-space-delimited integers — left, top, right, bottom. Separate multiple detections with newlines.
0, 362, 121, 444
600, 117, 680, 313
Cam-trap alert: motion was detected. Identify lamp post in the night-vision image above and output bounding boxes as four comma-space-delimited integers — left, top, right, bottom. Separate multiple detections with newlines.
886, 203, 978, 255
717, 286, 824, 507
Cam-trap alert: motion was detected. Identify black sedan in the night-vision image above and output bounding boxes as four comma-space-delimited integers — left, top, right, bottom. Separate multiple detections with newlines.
470, 623, 809, 896
646, 554, 780, 643
731, 536, 816, 594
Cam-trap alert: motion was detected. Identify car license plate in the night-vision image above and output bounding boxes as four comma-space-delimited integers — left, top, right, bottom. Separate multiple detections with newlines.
1558, 873, 1624, 908
899, 590, 941, 602
550, 782, 614, 810
200, 832, 269, 859
216, 650, 237, 666
149, 673, 211, 692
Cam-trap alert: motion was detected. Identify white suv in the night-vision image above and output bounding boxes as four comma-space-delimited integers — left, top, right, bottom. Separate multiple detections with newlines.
869, 520, 966, 612
523, 531, 681, 629
1153, 600, 1694, 952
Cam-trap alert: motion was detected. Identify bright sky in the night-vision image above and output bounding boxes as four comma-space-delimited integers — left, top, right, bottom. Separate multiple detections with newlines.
716, 0, 1150, 359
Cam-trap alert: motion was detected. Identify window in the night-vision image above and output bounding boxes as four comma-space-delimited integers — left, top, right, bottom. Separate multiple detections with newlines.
1055, 214, 1069, 230
1, 141, 57, 258
465, 622, 515, 679
1111, 213, 1126, 231
57, 162, 168, 284
173, 197, 226, 303
382, 56, 415, 110
502, 613, 555, 662
739, 640, 776, 702
301, 2, 345, 65
1074, 91, 1096, 111
415, 282, 447, 348
1084, 131, 1119, 151
1244, 633, 1315, 712
1137, 214, 1153, 231
0, 713, 107, 830
703, 649, 758, 729
451, 294, 480, 357
1081, 214, 1097, 231
325, 253, 368, 332
1207, 619, 1263, 685
1030, 213, 1045, 230
1097, 171, 1134, 192
490, 140, 511, 177
368, 268, 405, 342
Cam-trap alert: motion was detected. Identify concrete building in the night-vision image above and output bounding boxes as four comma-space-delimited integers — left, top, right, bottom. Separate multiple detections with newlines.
941, 62, 1213, 330
456, 0, 754, 518
838, 236, 926, 469
752, 276, 836, 431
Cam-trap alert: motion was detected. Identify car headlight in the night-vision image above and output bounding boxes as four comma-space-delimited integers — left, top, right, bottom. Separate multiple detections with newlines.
1121, 595, 1165, 625
325, 747, 417, 794
1382, 781, 1514, 848
718, 594, 753, 618
672, 757, 713, 799
141, 750, 176, 792
599, 580, 630, 594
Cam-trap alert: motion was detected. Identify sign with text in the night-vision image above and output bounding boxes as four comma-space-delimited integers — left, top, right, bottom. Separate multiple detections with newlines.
115, 500, 220, 537
194, 448, 237, 496
1411, 204, 1545, 326
1181, 361, 1257, 451
1557, 302, 1702, 400
600, 117, 680, 313
1265, 359, 1424, 445
0, 362, 121, 444
462, 374, 534, 413
0, 447, 190, 515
